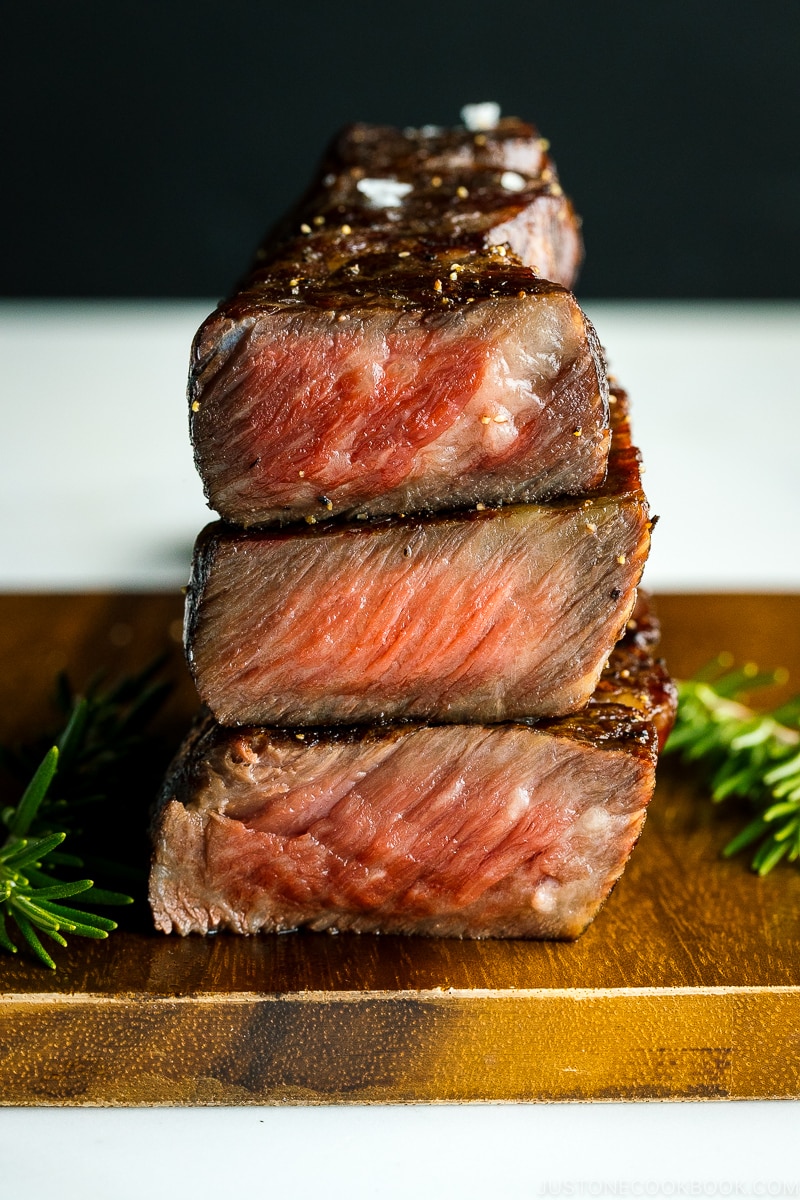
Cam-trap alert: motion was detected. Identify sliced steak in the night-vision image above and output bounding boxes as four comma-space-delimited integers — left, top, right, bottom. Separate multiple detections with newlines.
150, 608, 676, 940
191, 259, 607, 528
189, 117, 599, 529
186, 386, 649, 727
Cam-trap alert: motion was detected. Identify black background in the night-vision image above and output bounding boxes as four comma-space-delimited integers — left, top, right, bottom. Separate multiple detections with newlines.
3, 1, 798, 299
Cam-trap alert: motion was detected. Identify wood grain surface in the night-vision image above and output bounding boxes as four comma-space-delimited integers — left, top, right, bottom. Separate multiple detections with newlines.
1, 592, 799, 1105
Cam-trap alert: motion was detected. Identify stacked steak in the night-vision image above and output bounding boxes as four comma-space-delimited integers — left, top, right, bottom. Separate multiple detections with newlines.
150, 106, 675, 940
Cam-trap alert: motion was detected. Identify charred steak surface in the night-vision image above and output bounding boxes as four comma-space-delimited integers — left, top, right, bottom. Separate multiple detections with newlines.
259, 117, 583, 290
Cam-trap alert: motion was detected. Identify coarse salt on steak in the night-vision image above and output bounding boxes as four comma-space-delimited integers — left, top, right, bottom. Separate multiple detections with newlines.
189, 117, 598, 527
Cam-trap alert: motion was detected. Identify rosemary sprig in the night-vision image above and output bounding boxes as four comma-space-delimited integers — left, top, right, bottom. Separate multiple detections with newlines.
666, 655, 800, 875
1, 744, 132, 968
0, 656, 171, 839
0, 659, 170, 968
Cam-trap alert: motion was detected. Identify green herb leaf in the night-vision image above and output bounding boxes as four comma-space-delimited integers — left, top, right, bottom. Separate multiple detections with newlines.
12, 911, 57, 970
0, 659, 168, 968
0, 832, 67, 869
8, 747, 59, 838
667, 658, 800, 875
0, 910, 18, 955
81, 887, 134, 906
26, 879, 95, 901
34, 900, 117, 932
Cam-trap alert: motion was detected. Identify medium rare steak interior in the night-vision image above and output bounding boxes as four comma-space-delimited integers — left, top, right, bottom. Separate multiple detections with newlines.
152, 110, 671, 946
189, 116, 597, 528
150, 601, 676, 941
186, 386, 649, 728
190, 266, 609, 527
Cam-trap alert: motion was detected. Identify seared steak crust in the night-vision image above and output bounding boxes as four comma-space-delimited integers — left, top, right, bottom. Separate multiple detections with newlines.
189, 118, 601, 528
258, 117, 583, 289
150, 607, 675, 940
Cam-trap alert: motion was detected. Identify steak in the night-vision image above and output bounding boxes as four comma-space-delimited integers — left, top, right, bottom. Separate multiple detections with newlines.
150, 603, 676, 940
260, 116, 583, 289
189, 118, 602, 529
186, 385, 649, 727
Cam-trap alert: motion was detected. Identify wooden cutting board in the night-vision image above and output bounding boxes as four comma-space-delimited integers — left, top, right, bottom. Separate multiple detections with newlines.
1, 593, 799, 1105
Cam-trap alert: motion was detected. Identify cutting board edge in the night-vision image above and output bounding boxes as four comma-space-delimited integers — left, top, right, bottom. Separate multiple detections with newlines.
3, 987, 799, 1105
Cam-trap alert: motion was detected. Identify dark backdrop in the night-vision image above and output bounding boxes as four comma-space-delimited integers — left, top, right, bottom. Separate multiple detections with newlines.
4, 1, 798, 299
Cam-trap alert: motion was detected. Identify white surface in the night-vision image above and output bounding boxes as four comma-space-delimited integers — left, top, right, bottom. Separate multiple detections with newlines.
0, 301, 210, 590
1, 300, 799, 1193
583, 302, 800, 591
0, 299, 798, 591
2, 1101, 800, 1200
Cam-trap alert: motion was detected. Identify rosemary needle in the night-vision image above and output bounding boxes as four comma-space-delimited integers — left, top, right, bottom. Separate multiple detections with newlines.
666, 657, 800, 875
0, 749, 131, 969
0, 660, 170, 968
